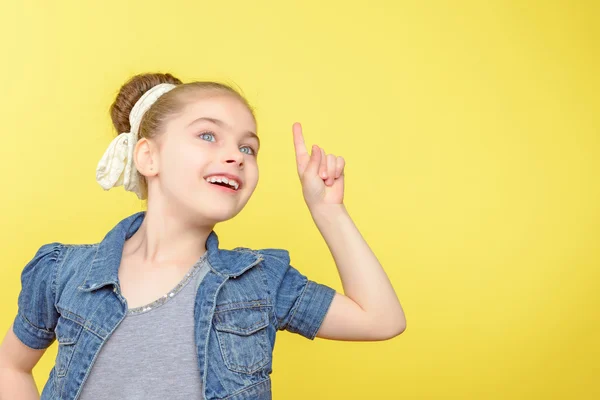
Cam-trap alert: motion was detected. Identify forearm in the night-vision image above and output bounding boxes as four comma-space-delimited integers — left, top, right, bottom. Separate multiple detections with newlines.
310, 204, 406, 331
0, 367, 40, 400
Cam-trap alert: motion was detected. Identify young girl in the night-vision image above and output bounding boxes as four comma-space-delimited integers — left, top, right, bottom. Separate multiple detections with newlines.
0, 73, 406, 400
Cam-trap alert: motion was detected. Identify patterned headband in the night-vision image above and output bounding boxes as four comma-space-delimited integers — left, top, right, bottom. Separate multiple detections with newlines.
95, 83, 176, 199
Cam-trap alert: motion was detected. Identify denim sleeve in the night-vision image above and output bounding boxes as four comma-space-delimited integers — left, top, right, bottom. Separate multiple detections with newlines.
12, 243, 63, 350
257, 248, 336, 340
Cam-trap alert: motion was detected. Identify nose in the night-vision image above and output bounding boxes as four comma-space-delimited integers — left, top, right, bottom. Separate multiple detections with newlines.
221, 142, 244, 166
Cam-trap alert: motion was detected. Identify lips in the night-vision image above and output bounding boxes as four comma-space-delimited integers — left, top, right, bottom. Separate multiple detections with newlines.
205, 179, 238, 193
203, 173, 243, 190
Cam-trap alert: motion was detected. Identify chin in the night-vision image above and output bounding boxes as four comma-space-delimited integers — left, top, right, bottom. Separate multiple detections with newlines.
197, 204, 243, 224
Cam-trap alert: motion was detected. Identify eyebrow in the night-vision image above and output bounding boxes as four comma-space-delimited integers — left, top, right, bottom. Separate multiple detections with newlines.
187, 117, 260, 149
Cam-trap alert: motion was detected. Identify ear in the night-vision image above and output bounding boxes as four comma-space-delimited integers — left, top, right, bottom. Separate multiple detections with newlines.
134, 138, 159, 178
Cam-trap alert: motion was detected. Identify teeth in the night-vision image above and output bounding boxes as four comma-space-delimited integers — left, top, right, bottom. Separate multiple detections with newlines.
206, 176, 240, 190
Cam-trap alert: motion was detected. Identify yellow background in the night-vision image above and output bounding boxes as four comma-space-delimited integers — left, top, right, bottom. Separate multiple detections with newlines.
1, 0, 598, 398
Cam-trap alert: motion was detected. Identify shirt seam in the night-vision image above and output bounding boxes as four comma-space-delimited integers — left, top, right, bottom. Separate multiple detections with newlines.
52, 244, 68, 310
283, 276, 309, 331
260, 252, 286, 329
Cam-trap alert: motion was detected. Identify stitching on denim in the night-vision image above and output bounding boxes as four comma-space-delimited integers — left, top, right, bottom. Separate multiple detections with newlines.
56, 307, 106, 340
52, 244, 68, 309
214, 325, 269, 374
55, 307, 85, 325
18, 310, 53, 335
222, 378, 270, 400
230, 254, 264, 278
78, 243, 102, 288
214, 309, 269, 334
204, 277, 229, 399
259, 251, 290, 329
206, 259, 226, 278
308, 283, 335, 339
55, 317, 83, 345
214, 300, 270, 312
284, 276, 309, 332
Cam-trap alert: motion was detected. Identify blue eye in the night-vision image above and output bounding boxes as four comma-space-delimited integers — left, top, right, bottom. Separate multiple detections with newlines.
240, 146, 256, 156
198, 131, 257, 156
199, 132, 215, 142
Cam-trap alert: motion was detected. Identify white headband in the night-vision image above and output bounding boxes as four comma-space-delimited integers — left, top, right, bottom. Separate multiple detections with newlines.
95, 83, 177, 199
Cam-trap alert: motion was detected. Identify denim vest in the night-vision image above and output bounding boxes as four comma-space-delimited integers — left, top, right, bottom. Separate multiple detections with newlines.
13, 211, 336, 400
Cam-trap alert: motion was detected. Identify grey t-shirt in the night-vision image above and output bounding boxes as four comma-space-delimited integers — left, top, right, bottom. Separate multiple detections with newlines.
78, 253, 210, 399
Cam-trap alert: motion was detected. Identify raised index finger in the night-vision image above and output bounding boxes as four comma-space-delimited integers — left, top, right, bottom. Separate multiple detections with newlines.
292, 122, 308, 161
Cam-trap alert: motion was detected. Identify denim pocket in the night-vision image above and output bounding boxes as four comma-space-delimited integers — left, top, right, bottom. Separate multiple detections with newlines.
55, 317, 83, 378
213, 306, 271, 374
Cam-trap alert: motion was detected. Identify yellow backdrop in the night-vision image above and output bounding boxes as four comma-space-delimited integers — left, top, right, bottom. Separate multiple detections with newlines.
1, 0, 598, 398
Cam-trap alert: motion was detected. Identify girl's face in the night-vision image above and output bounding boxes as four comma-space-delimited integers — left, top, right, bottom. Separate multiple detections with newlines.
148, 93, 260, 223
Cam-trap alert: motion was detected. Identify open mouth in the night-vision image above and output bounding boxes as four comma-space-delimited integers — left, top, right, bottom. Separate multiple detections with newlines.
204, 175, 242, 192
205, 179, 240, 193
210, 181, 231, 188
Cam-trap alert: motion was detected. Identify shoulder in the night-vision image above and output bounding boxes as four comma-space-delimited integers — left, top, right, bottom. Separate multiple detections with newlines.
33, 241, 99, 254
232, 246, 291, 270
21, 242, 65, 275
21, 242, 96, 277
21, 242, 98, 283
32, 242, 64, 259
231, 246, 302, 288
37, 242, 99, 266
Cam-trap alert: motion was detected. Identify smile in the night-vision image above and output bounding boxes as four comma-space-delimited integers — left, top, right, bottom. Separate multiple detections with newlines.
205, 179, 239, 193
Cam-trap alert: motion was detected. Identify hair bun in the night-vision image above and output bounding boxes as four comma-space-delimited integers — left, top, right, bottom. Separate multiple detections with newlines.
110, 73, 182, 134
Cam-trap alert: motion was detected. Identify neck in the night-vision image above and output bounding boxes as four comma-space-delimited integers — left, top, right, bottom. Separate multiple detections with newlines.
125, 206, 214, 267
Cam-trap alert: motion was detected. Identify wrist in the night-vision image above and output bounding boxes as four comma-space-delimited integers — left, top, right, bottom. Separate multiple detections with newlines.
309, 203, 348, 222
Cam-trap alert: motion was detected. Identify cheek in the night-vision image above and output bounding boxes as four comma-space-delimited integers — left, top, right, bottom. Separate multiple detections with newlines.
163, 147, 204, 178
246, 164, 259, 187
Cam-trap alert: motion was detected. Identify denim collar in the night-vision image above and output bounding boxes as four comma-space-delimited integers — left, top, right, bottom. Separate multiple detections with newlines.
78, 211, 261, 292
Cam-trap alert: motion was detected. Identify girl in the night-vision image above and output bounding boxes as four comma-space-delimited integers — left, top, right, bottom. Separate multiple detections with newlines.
0, 73, 406, 400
